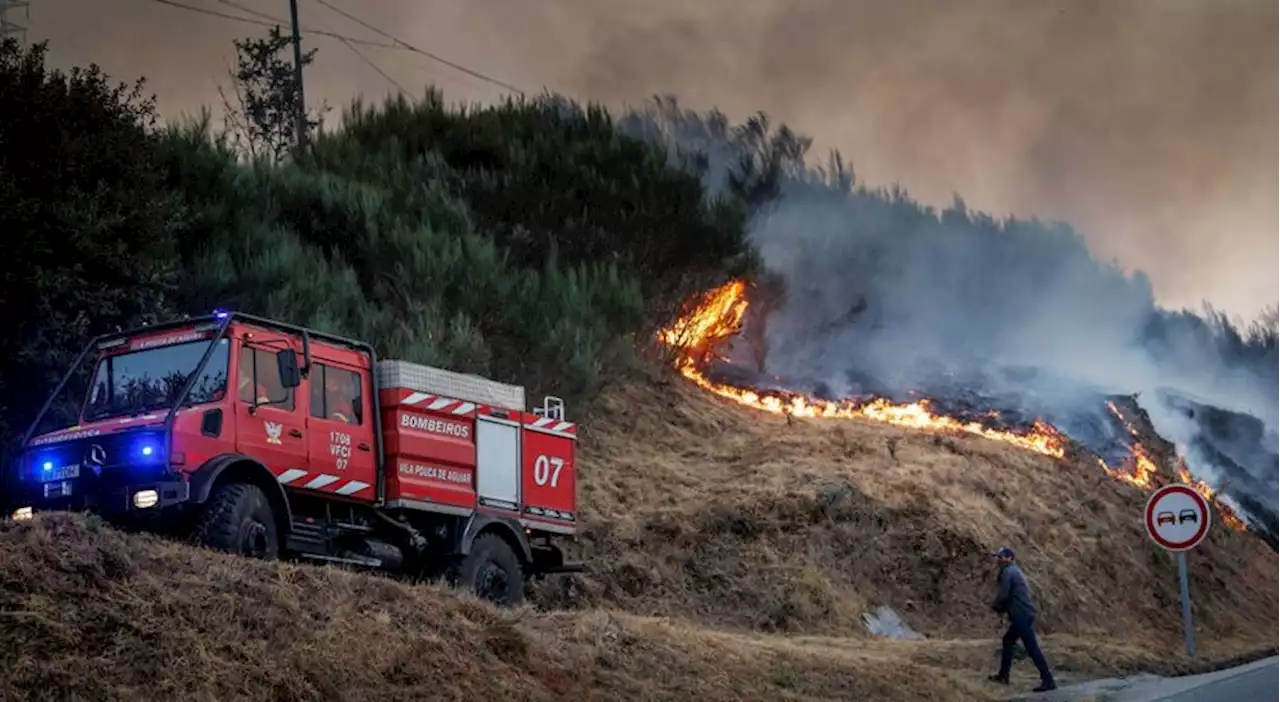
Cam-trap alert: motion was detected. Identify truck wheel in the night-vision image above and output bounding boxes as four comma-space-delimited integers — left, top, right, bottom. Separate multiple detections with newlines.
195, 482, 279, 560
457, 533, 524, 606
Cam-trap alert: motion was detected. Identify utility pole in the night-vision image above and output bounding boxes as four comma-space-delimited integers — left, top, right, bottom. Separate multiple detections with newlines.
0, 0, 31, 46
287, 0, 307, 147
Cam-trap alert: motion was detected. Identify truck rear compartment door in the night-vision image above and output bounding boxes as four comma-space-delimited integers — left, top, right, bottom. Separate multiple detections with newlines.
475, 415, 520, 512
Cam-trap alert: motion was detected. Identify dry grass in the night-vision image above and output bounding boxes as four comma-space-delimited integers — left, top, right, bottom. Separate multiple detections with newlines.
1, 514, 1014, 702
1, 367, 1274, 701
538, 367, 1277, 648
0, 516, 1267, 702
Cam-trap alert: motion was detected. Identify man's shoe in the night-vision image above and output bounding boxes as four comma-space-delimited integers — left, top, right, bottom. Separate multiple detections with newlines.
987, 674, 1009, 684
1033, 681, 1057, 692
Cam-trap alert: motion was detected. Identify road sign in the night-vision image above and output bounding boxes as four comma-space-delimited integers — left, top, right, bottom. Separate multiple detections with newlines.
1145, 484, 1211, 552
1144, 483, 1212, 660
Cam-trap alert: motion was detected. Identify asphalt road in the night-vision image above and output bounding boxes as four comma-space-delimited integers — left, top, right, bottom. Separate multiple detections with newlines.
1022, 655, 1278, 702
1110, 656, 1278, 702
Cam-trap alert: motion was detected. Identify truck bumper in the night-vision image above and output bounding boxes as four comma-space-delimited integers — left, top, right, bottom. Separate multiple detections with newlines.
5, 476, 191, 520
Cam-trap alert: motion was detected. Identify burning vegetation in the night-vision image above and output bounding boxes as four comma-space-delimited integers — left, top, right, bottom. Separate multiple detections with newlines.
657, 279, 1249, 533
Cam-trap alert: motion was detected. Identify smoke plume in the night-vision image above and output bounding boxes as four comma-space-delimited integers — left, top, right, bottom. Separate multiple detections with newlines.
749, 175, 1278, 524
618, 95, 1278, 533
564, 0, 1278, 319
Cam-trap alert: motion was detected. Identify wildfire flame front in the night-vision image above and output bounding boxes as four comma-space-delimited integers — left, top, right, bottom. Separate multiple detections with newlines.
657, 279, 1248, 534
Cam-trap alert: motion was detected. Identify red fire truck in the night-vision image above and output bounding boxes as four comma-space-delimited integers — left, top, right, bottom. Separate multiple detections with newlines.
4, 311, 582, 605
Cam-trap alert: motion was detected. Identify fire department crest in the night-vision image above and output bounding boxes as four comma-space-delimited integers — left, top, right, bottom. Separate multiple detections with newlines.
264, 421, 283, 445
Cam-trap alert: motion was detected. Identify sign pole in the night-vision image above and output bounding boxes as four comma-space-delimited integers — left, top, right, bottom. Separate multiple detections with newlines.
1144, 483, 1209, 661
1176, 550, 1195, 659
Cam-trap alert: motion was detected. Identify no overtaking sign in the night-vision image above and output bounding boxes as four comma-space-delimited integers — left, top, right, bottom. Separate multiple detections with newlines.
1145, 484, 1211, 551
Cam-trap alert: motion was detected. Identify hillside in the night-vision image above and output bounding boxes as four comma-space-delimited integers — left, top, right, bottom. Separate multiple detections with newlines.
0, 513, 977, 702
2, 377, 1275, 701
543, 370, 1278, 646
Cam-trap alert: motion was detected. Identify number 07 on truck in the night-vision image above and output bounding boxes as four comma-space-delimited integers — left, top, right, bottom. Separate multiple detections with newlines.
2, 311, 583, 605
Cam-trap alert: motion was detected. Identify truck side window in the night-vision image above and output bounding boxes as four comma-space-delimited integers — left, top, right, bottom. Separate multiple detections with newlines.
309, 362, 362, 425
238, 346, 295, 410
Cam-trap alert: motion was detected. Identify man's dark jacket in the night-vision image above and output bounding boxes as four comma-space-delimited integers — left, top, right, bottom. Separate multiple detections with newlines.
991, 563, 1038, 620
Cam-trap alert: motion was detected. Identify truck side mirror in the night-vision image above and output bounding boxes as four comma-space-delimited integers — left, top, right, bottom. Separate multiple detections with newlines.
276, 348, 301, 389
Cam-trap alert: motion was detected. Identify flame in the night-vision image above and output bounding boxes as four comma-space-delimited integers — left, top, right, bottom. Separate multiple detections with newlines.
1103, 402, 1159, 488
1106, 401, 1142, 436
1106, 441, 1160, 489
1107, 403, 1248, 534
658, 279, 1251, 534
657, 280, 1067, 458
1176, 459, 1247, 532
656, 279, 750, 354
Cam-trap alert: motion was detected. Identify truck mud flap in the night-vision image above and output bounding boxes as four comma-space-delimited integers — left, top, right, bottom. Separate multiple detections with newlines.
529, 543, 585, 575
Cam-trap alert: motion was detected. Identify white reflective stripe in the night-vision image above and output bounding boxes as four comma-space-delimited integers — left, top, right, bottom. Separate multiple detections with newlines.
303, 474, 340, 490
523, 425, 578, 440
427, 397, 453, 411
552, 421, 574, 432
335, 480, 369, 496
453, 402, 476, 415
277, 468, 308, 484
403, 392, 431, 405
532, 416, 554, 428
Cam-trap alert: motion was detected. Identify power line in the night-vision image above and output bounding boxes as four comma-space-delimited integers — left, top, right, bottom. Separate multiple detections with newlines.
217, 0, 459, 98
339, 37, 408, 95
212, 1, 407, 99
147, 0, 398, 50
214, 0, 282, 25
307, 0, 525, 95
147, 0, 524, 97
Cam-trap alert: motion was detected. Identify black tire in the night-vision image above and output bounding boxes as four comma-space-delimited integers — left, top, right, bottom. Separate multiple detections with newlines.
457, 533, 524, 606
194, 482, 279, 560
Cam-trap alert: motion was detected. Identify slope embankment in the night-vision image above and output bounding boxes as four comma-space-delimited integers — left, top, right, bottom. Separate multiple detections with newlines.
1, 513, 1268, 702
1, 513, 1007, 702
538, 367, 1277, 651
1, 369, 1274, 701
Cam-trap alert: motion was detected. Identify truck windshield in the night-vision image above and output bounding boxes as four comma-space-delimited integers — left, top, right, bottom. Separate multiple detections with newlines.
83, 338, 230, 422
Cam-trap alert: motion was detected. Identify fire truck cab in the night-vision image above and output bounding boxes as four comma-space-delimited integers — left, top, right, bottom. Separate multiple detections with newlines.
4, 312, 582, 605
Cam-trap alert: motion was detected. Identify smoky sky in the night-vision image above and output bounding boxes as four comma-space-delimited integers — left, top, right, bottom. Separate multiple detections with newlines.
25, 0, 1278, 318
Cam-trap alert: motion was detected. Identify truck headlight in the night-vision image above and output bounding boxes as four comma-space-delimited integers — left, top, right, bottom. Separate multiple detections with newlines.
132, 490, 159, 509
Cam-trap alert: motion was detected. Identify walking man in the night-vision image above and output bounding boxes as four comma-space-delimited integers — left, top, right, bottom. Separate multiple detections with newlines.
988, 546, 1057, 692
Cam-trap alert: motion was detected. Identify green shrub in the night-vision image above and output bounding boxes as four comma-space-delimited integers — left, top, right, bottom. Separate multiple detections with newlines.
0, 45, 751, 454
0, 39, 183, 461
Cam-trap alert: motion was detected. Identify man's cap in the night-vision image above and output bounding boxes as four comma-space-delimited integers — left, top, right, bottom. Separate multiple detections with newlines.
990, 546, 1016, 559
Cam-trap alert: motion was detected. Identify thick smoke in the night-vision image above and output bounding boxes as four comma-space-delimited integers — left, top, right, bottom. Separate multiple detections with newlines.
751, 177, 1278, 524
752, 172, 1280, 517
618, 98, 1279, 531
564, 0, 1278, 319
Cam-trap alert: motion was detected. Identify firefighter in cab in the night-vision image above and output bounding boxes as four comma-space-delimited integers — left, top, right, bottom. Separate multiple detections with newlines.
325, 370, 358, 424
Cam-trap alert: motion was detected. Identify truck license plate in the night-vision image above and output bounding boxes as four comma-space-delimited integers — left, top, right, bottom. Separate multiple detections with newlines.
43, 480, 72, 499
43, 465, 79, 482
